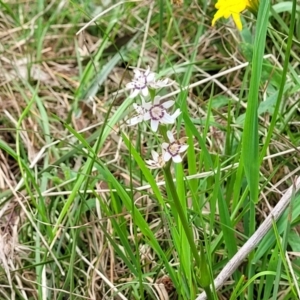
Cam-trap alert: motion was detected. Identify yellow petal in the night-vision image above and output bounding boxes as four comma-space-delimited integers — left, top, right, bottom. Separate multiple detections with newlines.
212, 9, 225, 26
211, 0, 249, 30
232, 13, 243, 30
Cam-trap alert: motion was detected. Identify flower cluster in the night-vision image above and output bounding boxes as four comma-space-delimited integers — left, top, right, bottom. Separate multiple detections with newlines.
126, 66, 169, 98
126, 66, 188, 167
212, 0, 259, 30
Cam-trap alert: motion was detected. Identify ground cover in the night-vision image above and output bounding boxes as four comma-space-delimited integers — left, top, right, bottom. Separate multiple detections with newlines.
1, 0, 300, 299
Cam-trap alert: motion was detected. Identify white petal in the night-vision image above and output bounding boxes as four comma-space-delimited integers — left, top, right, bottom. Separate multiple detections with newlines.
127, 116, 143, 126
178, 144, 189, 153
145, 159, 156, 166
163, 151, 172, 162
141, 87, 149, 97
166, 131, 175, 142
145, 66, 151, 76
133, 103, 141, 111
143, 112, 151, 121
172, 155, 182, 163
151, 150, 159, 161
147, 72, 155, 82
126, 82, 135, 89
143, 101, 152, 110
162, 100, 175, 109
160, 111, 180, 123
161, 113, 177, 124
160, 78, 169, 85
152, 78, 170, 88
162, 142, 169, 150
171, 108, 181, 119
133, 68, 141, 77
147, 163, 162, 169
130, 89, 139, 98
150, 120, 159, 132
145, 160, 160, 169
153, 96, 161, 105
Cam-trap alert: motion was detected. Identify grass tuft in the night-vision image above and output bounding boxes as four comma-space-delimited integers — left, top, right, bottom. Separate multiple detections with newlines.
1, 0, 300, 299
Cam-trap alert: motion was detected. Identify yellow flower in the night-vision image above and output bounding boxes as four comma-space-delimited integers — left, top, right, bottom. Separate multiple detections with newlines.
212, 0, 254, 30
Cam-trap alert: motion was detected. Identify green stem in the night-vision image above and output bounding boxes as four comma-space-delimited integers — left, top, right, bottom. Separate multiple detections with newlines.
163, 164, 214, 300
259, 0, 297, 162
203, 286, 214, 300
163, 165, 200, 265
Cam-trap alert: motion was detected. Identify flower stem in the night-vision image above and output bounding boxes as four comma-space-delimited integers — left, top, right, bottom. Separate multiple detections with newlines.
164, 164, 200, 264
203, 286, 214, 299
163, 164, 214, 299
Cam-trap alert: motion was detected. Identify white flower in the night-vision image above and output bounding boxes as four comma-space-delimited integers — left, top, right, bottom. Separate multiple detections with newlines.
144, 96, 181, 132
162, 131, 188, 163
145, 150, 165, 169
126, 66, 170, 98
127, 96, 181, 132
151, 78, 170, 89
126, 102, 147, 126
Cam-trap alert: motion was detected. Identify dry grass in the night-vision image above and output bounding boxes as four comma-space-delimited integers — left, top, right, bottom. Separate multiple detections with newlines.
1, 1, 300, 300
